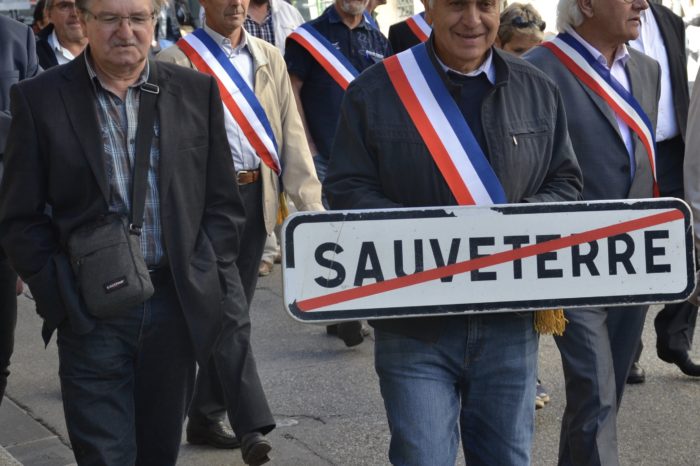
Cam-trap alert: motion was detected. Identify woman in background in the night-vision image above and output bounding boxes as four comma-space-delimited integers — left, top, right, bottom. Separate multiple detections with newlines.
496, 2, 546, 56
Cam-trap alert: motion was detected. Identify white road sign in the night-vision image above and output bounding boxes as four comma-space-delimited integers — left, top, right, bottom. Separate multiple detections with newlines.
282, 199, 695, 323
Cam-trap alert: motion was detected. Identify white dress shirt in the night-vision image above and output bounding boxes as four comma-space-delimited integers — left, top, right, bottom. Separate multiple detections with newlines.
436, 49, 496, 85
48, 30, 76, 65
630, 8, 679, 142
203, 24, 260, 171
568, 28, 635, 178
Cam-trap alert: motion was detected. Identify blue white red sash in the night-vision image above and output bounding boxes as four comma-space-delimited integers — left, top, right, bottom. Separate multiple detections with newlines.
177, 29, 281, 175
287, 24, 359, 90
541, 32, 658, 196
405, 12, 430, 43
383, 43, 507, 206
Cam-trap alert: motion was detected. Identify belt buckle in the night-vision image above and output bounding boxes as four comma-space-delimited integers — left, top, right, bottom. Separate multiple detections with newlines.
237, 170, 249, 184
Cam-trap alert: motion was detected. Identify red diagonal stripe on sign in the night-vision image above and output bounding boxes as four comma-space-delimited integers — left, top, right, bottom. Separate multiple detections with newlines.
295, 209, 684, 312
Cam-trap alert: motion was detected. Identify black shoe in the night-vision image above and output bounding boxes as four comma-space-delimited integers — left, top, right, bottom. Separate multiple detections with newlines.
186, 419, 241, 449
626, 362, 646, 384
241, 432, 271, 466
326, 324, 338, 335
657, 349, 700, 377
337, 321, 365, 347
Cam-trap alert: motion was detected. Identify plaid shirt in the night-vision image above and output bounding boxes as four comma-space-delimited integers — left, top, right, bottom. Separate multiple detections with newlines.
244, 8, 275, 46
85, 55, 165, 267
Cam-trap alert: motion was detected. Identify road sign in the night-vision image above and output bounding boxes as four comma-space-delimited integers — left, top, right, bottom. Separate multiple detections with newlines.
282, 199, 695, 323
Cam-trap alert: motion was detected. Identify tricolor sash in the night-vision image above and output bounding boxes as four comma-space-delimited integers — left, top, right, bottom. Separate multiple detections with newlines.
383, 44, 507, 206
177, 29, 281, 175
405, 12, 431, 43
541, 32, 658, 196
287, 24, 359, 90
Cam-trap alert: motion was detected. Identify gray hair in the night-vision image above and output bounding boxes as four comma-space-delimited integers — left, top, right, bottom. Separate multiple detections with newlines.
427, 0, 503, 11
556, 0, 584, 32
75, 0, 167, 13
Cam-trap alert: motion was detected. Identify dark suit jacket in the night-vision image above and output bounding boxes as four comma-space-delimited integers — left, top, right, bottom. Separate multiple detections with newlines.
0, 56, 248, 364
0, 16, 39, 155
650, 2, 689, 141
387, 19, 423, 55
649, 3, 689, 197
35, 24, 60, 70
525, 46, 660, 201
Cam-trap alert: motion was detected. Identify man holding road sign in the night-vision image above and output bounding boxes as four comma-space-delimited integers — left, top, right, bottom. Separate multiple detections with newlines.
323, 0, 583, 463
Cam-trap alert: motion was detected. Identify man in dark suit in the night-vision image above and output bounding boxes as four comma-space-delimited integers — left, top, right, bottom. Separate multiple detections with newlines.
158, 0, 321, 457
0, 0, 269, 464
0, 14, 39, 407
35, 0, 87, 69
387, 7, 429, 55
525, 0, 660, 464
628, 0, 699, 381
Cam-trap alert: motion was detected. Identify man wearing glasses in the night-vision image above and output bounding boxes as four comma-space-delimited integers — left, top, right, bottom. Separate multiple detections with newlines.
36, 0, 88, 69
0, 0, 251, 464
525, 0, 659, 464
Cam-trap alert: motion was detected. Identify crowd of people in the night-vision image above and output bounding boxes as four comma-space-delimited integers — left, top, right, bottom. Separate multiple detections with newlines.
1, 0, 699, 465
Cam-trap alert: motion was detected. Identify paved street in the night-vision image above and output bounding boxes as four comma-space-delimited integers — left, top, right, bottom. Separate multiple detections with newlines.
1, 265, 699, 465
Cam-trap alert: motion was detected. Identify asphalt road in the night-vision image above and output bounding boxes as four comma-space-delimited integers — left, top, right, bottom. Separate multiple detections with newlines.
1, 265, 699, 465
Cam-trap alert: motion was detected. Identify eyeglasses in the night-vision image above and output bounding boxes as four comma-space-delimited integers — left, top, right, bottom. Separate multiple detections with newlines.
510, 16, 546, 32
51, 1, 77, 13
82, 9, 155, 28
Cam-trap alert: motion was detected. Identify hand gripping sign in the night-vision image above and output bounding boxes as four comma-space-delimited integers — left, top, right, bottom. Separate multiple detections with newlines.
281, 199, 695, 323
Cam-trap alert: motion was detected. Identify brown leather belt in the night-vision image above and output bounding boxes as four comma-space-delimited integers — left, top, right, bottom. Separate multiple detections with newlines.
236, 169, 261, 185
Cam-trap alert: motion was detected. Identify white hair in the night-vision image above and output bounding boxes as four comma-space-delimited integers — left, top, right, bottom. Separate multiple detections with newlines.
556, 0, 584, 32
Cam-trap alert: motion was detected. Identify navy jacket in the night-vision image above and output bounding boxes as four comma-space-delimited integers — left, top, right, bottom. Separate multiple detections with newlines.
324, 40, 582, 341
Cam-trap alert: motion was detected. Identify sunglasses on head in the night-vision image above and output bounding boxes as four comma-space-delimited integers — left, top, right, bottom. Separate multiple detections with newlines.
510, 16, 546, 32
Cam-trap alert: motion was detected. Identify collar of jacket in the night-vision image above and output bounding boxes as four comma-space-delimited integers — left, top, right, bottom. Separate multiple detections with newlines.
37, 23, 55, 42
424, 33, 510, 99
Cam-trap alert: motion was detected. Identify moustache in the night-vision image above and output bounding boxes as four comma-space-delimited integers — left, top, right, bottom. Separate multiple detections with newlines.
225, 7, 246, 15
111, 41, 138, 47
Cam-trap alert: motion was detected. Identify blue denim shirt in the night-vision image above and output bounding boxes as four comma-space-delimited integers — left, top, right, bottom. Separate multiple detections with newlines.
285, 5, 391, 159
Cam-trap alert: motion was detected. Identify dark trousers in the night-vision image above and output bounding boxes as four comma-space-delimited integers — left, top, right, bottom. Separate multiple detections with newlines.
635, 135, 698, 360
0, 259, 18, 405
57, 272, 196, 466
188, 180, 274, 436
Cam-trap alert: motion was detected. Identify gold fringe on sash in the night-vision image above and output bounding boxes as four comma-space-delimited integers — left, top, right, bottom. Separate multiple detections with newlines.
276, 192, 290, 225
534, 309, 567, 336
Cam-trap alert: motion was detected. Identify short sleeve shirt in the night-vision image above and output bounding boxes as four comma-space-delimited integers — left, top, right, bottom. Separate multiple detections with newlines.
285, 5, 391, 159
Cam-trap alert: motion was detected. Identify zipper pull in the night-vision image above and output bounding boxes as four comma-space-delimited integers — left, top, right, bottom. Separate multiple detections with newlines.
512, 135, 518, 146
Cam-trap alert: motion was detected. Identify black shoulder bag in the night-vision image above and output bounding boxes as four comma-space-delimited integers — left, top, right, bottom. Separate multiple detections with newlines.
66, 64, 160, 318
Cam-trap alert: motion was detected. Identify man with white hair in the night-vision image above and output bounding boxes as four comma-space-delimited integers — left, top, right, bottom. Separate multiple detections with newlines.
525, 1, 660, 465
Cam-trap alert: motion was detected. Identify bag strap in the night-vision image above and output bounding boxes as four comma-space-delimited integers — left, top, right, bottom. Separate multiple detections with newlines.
130, 61, 160, 236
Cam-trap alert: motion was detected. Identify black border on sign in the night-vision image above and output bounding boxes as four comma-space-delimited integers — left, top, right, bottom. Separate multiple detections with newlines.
282, 199, 695, 323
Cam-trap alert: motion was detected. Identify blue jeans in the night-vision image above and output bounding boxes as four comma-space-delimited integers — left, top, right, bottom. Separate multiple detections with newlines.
374, 313, 538, 466
57, 272, 196, 466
